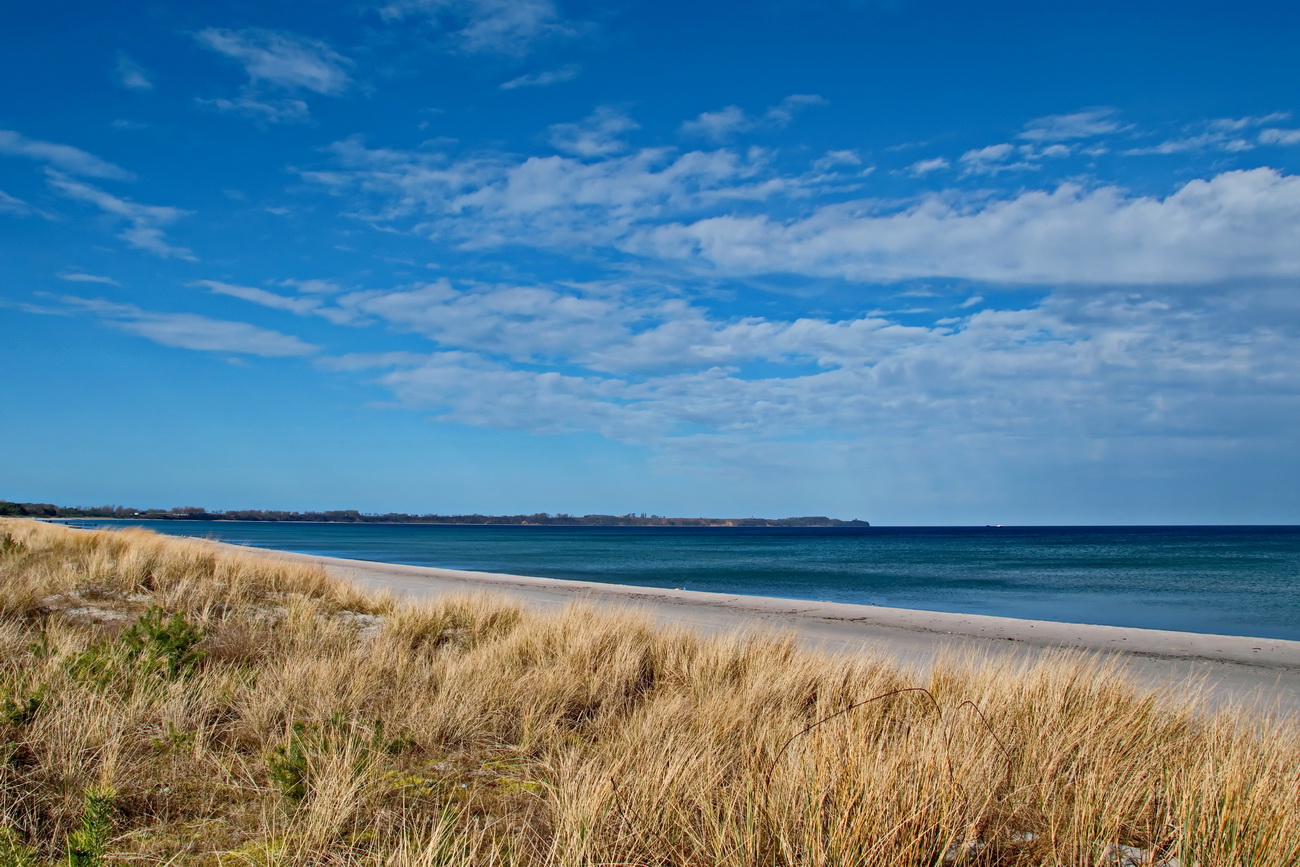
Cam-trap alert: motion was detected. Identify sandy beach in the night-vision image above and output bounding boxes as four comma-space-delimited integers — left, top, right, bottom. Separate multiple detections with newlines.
225, 542, 1300, 716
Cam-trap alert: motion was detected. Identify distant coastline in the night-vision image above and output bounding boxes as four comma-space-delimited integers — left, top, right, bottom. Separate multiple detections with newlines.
1, 500, 868, 528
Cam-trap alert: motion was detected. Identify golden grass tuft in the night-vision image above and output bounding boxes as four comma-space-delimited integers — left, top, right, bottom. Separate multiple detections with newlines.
1, 517, 1297, 865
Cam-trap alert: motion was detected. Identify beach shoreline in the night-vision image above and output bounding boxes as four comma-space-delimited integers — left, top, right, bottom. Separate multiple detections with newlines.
219, 540, 1300, 716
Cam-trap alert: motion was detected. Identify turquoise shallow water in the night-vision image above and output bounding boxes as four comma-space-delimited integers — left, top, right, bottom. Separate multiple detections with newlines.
74, 522, 1300, 641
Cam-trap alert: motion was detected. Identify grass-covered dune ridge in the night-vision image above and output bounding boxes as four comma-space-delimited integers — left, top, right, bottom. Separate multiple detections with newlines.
1, 519, 1297, 865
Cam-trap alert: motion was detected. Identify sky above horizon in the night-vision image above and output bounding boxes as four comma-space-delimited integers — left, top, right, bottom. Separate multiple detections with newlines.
3, 0, 1300, 525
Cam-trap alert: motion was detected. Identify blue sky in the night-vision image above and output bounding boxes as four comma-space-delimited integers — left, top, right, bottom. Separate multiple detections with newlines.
3, 0, 1300, 524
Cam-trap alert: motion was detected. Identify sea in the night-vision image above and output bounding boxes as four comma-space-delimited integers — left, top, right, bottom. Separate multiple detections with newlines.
69, 521, 1300, 641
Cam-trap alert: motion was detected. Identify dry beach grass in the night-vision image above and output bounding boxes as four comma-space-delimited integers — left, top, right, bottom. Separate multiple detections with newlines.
1, 517, 1298, 865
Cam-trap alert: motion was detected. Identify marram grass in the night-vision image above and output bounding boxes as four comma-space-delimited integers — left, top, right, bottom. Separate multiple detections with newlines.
1, 518, 1297, 866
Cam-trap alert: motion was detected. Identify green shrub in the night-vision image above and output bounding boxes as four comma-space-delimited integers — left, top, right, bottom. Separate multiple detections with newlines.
0, 824, 39, 867
268, 717, 412, 803
0, 533, 26, 558
65, 787, 115, 867
268, 724, 311, 802
119, 607, 205, 680
150, 721, 195, 752
1, 685, 46, 728
72, 608, 205, 688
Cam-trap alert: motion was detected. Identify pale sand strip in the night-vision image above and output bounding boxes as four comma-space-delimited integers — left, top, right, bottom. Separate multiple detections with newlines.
224, 542, 1300, 717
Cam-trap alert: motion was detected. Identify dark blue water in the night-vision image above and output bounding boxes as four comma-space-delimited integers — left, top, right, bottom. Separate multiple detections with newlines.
74, 522, 1300, 641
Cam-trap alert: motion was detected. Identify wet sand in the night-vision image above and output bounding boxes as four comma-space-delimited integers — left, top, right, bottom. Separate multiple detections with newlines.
235, 544, 1300, 717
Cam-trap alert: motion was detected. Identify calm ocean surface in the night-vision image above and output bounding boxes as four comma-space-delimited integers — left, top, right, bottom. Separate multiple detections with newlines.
75, 521, 1300, 641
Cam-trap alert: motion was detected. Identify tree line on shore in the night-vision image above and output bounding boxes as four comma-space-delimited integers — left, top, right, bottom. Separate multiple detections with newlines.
0, 500, 868, 527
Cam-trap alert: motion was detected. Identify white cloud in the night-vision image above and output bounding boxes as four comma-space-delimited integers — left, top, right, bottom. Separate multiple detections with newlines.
317, 351, 430, 372
680, 95, 827, 142
547, 106, 639, 158
444, 148, 760, 243
907, 156, 949, 176
1125, 113, 1291, 156
195, 28, 352, 94
41, 296, 318, 356
763, 94, 828, 125
309, 136, 775, 249
0, 130, 133, 180
281, 278, 346, 294
271, 104, 1300, 495
114, 54, 154, 91
46, 172, 196, 260
1210, 112, 1290, 131
307, 114, 1300, 293
1019, 107, 1123, 141
813, 150, 861, 171
322, 279, 652, 362
926, 141, 1071, 178
0, 189, 32, 216
499, 64, 580, 89
634, 168, 1300, 287
367, 352, 643, 437
1260, 128, 1300, 146
1125, 133, 1252, 156
958, 143, 1018, 174
312, 281, 1300, 450
194, 280, 322, 314
198, 96, 311, 124
380, 0, 576, 56
57, 272, 120, 285
309, 108, 1300, 290
301, 278, 947, 384
679, 106, 748, 142
115, 313, 317, 357
587, 310, 939, 376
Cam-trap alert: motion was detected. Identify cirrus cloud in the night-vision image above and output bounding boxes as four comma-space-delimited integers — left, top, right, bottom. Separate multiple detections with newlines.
196, 28, 353, 95
45, 171, 196, 260
23, 296, 319, 357
378, 0, 578, 56
0, 129, 133, 180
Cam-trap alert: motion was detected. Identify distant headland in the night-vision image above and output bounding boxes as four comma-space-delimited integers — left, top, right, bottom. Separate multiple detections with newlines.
0, 501, 868, 528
